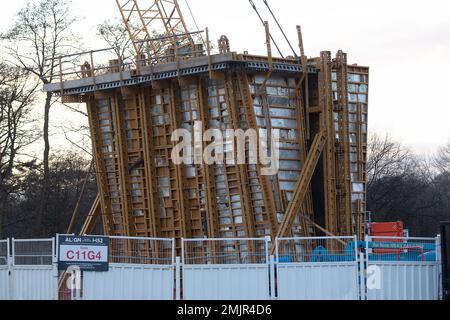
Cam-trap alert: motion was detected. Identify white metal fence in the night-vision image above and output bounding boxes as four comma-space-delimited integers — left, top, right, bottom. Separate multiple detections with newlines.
12, 238, 54, 266
82, 237, 175, 300
0, 240, 9, 300
365, 236, 440, 300
0, 235, 443, 300
276, 236, 360, 300
10, 238, 57, 300
0, 240, 7, 265
181, 238, 272, 300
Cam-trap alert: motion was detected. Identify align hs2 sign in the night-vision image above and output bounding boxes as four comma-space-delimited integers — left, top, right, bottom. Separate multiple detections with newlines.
58, 235, 109, 272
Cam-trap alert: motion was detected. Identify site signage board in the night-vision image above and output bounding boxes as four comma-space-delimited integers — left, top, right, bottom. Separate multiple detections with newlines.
58, 235, 109, 272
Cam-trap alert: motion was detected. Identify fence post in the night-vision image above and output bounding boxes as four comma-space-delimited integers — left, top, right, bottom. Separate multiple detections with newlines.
76, 272, 82, 301
9, 238, 14, 300
175, 256, 181, 301
269, 255, 276, 300
275, 238, 279, 263
437, 235, 442, 300
6, 238, 11, 300
359, 252, 366, 300
364, 235, 370, 300
353, 235, 362, 300
11, 238, 15, 267
171, 238, 176, 266
52, 237, 59, 300
265, 236, 271, 265
181, 238, 185, 265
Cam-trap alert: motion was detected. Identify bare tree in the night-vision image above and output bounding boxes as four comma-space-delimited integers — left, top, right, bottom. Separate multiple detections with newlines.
367, 133, 416, 191
58, 120, 92, 157
3, 151, 98, 238
97, 19, 134, 62
366, 134, 444, 235
435, 141, 450, 173
0, 63, 38, 238
1, 0, 79, 234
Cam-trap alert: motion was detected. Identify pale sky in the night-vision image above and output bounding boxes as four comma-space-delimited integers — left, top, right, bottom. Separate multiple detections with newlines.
1, 0, 450, 155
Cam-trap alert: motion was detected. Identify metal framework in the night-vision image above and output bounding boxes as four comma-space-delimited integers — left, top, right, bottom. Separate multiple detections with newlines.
116, 0, 197, 64
43, 4, 370, 254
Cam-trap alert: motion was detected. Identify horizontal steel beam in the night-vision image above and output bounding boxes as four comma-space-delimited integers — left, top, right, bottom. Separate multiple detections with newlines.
44, 56, 317, 96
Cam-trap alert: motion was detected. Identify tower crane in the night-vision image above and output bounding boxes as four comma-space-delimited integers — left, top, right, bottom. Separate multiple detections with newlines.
115, 0, 197, 63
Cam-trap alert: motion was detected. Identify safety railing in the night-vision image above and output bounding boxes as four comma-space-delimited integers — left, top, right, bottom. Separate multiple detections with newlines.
51, 30, 208, 88
0, 240, 8, 266
12, 238, 55, 266
52, 47, 133, 83
276, 236, 358, 263
182, 237, 271, 265
109, 236, 174, 265
365, 236, 438, 263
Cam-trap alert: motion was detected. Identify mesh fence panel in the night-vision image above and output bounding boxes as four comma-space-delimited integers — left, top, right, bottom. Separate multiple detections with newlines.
367, 236, 437, 262
13, 239, 54, 265
276, 237, 357, 263
183, 238, 269, 265
109, 237, 173, 265
0, 240, 7, 265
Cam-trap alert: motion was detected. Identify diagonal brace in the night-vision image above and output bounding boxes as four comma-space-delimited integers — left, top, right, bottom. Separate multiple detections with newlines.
272, 131, 327, 252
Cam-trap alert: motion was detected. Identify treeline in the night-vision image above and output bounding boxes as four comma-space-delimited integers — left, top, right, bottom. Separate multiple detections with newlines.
2, 131, 449, 238
367, 135, 450, 236
1, 152, 97, 238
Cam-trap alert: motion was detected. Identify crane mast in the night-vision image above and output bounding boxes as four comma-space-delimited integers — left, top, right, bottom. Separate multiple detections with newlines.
115, 0, 196, 64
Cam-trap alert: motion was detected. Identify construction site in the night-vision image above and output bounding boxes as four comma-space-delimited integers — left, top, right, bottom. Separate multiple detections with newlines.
44, 0, 369, 250
0, 0, 446, 302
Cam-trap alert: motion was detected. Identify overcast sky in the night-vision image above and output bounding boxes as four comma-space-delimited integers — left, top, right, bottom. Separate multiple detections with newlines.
1, 0, 450, 155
